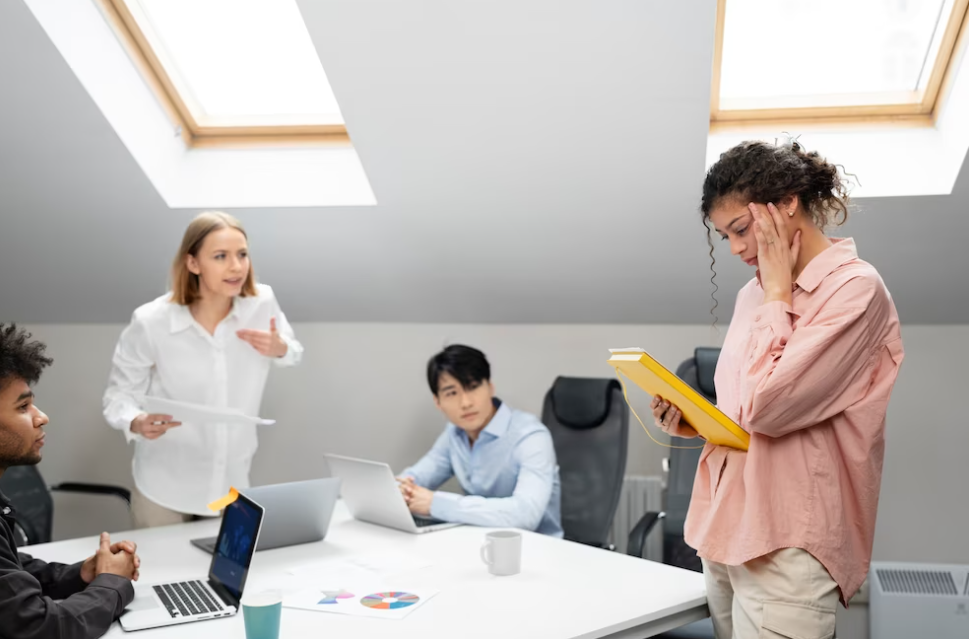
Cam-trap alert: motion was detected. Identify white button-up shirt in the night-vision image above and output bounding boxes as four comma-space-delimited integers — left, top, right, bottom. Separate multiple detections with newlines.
102, 283, 303, 515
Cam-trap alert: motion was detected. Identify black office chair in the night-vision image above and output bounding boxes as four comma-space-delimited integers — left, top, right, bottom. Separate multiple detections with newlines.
542, 376, 628, 548
627, 347, 721, 639
0, 465, 131, 545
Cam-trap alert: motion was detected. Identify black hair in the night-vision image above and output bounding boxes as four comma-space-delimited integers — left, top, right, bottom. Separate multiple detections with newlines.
0, 324, 53, 391
426, 344, 491, 395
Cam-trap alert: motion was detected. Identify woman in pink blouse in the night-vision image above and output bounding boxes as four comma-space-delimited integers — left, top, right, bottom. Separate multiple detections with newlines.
652, 140, 904, 639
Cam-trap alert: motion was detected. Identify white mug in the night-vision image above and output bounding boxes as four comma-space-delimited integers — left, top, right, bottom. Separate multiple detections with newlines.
480, 530, 522, 576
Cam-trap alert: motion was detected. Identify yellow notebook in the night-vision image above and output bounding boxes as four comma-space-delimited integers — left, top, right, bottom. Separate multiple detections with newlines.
607, 347, 749, 451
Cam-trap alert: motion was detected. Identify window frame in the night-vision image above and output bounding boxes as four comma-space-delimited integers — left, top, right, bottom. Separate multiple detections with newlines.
95, 0, 349, 148
709, 0, 969, 131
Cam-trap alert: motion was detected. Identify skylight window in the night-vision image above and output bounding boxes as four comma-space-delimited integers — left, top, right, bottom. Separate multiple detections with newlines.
99, 0, 347, 145
711, 0, 969, 124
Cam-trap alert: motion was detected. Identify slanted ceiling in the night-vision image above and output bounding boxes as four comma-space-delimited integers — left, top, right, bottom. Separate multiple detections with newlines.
0, 0, 967, 324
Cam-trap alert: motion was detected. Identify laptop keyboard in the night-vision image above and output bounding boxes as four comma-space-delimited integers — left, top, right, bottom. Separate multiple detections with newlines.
413, 515, 446, 528
154, 581, 224, 618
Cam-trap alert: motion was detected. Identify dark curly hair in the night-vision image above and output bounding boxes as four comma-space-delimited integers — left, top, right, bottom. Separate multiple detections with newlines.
699, 140, 851, 323
0, 324, 53, 391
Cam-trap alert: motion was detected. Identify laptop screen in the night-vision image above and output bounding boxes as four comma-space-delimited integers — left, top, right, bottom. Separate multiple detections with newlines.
208, 494, 263, 600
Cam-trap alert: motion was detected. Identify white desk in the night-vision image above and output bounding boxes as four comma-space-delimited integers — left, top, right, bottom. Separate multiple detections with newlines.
25, 503, 707, 639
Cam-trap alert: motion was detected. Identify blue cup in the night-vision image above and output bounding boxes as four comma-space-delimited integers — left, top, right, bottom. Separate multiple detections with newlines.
242, 591, 282, 639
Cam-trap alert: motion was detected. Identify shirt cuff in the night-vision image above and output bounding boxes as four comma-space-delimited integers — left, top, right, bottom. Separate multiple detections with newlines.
109, 405, 145, 444
120, 408, 145, 444
89, 573, 136, 613
751, 300, 796, 330
274, 335, 303, 367
429, 491, 461, 522
62, 561, 89, 593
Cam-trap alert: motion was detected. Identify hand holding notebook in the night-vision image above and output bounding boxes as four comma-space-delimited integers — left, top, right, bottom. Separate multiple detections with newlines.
607, 347, 749, 451
650, 395, 699, 439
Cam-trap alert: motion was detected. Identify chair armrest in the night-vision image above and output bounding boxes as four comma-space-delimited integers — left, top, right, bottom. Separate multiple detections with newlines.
50, 483, 131, 506
627, 510, 665, 559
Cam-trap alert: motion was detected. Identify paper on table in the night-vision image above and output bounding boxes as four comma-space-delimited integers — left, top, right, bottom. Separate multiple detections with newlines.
142, 396, 275, 426
283, 586, 438, 620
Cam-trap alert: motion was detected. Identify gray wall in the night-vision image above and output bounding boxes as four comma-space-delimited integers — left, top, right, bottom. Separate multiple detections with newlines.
29, 322, 722, 492
26, 321, 969, 566
2, 0, 968, 326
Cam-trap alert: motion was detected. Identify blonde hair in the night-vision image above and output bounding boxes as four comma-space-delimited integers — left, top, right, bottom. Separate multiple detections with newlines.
170, 211, 257, 306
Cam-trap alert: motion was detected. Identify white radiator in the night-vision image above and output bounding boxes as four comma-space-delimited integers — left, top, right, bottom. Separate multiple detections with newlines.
608, 475, 664, 560
870, 562, 969, 639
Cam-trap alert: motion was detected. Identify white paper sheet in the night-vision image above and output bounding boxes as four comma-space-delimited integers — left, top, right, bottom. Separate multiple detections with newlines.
283, 586, 438, 620
141, 396, 275, 426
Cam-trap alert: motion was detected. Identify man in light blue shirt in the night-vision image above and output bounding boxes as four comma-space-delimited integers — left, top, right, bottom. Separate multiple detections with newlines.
398, 345, 563, 537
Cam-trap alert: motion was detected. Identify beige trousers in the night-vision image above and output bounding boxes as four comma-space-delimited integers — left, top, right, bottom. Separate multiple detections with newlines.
702, 548, 839, 639
130, 487, 197, 529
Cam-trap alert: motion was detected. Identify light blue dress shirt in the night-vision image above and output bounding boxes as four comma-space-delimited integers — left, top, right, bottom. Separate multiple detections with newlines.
401, 400, 563, 537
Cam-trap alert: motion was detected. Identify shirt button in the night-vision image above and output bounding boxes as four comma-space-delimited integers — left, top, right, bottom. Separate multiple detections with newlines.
755, 315, 762, 322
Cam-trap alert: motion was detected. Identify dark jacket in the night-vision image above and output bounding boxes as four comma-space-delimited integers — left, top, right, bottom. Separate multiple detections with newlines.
0, 491, 134, 639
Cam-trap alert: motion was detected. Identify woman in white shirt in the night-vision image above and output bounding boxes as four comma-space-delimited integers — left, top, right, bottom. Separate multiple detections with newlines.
103, 211, 303, 528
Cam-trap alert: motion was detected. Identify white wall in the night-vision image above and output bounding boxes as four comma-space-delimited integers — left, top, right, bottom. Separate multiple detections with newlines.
27, 323, 721, 488
23, 322, 969, 565
869, 324, 969, 563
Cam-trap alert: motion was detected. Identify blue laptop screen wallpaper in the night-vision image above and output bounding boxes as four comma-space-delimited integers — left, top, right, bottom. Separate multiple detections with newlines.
210, 497, 260, 599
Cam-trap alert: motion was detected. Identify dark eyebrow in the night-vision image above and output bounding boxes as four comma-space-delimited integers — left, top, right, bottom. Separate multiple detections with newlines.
438, 383, 458, 393
15, 390, 34, 403
716, 214, 749, 235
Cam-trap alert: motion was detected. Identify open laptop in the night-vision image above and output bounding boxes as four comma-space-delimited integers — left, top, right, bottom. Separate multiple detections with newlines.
119, 492, 264, 631
323, 453, 461, 534
190, 478, 340, 554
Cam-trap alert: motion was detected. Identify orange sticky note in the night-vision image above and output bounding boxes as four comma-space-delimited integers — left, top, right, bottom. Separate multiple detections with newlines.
208, 487, 239, 512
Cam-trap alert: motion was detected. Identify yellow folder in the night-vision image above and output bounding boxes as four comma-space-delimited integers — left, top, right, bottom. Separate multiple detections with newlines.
607, 348, 749, 451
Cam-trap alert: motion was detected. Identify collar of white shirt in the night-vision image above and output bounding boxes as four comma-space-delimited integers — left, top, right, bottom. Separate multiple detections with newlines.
168, 297, 248, 334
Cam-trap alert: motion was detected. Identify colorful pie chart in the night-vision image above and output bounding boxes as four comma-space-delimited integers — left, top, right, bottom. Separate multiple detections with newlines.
317, 589, 354, 604
360, 591, 420, 610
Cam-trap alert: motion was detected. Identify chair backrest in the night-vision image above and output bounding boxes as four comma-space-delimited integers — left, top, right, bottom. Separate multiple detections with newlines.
663, 347, 721, 571
542, 376, 628, 547
0, 465, 53, 545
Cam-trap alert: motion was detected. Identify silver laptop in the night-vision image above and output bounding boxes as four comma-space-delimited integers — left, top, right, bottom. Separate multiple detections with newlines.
323, 453, 461, 534
120, 492, 265, 631
190, 478, 340, 554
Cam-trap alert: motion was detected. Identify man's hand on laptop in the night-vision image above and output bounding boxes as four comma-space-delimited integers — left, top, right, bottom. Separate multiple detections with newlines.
81, 532, 141, 583
404, 485, 433, 517
396, 476, 415, 498
397, 476, 433, 516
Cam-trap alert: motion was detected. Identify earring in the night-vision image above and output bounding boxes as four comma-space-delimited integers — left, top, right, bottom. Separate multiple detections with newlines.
788, 209, 795, 217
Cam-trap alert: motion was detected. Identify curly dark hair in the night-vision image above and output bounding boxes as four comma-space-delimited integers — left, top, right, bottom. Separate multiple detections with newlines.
0, 324, 53, 390
699, 140, 852, 323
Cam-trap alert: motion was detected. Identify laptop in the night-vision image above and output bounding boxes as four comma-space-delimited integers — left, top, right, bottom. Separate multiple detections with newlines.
323, 453, 461, 534
189, 478, 341, 554
119, 492, 265, 631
